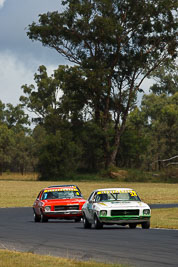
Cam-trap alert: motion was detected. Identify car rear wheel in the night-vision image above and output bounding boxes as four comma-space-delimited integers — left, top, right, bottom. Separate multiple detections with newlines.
83, 214, 91, 229
74, 217, 81, 222
129, 223, 137, 229
94, 215, 103, 229
142, 221, 150, 229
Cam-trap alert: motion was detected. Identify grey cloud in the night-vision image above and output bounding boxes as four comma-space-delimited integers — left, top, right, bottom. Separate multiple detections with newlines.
0, 0, 69, 105
0, 0, 6, 8
0, 50, 59, 105
0, 0, 65, 65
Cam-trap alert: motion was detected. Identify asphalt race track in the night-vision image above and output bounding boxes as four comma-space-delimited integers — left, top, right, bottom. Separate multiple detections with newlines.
0, 207, 178, 267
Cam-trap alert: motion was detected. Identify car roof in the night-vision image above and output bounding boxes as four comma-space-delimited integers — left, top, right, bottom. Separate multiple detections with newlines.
46, 184, 78, 189
43, 184, 82, 194
94, 188, 134, 192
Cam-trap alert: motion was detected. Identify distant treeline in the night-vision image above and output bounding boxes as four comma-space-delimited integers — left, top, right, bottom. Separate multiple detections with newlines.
0, 84, 177, 179
1, 0, 177, 180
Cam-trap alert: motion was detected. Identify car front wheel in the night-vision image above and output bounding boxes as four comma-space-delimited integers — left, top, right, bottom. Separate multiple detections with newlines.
142, 221, 150, 229
94, 215, 103, 229
34, 211, 41, 222
83, 214, 91, 229
129, 223, 137, 229
41, 212, 48, 223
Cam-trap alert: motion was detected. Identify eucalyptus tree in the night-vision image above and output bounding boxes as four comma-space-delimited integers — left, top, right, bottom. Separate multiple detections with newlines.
0, 124, 15, 175
150, 61, 178, 96
21, 67, 84, 178
4, 103, 30, 133
140, 92, 178, 169
117, 107, 150, 168
26, 0, 177, 168
0, 100, 5, 123
20, 65, 63, 135
0, 100, 34, 174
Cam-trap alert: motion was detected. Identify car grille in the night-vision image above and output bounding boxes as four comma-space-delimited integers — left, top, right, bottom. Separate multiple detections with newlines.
111, 209, 139, 216
54, 205, 79, 211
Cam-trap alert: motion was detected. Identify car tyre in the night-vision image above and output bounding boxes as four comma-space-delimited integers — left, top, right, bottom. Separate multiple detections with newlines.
41, 213, 48, 223
142, 221, 150, 229
74, 217, 81, 222
34, 211, 41, 222
94, 215, 103, 229
83, 214, 91, 229
129, 223, 137, 229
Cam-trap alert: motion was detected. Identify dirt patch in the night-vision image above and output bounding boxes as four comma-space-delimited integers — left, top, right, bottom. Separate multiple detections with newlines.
110, 170, 128, 180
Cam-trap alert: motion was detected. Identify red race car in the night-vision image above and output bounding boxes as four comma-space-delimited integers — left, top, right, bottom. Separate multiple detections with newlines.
33, 185, 86, 222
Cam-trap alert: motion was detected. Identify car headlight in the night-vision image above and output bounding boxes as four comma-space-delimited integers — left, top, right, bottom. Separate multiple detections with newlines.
100, 210, 107, 216
44, 206, 51, 212
143, 209, 150, 215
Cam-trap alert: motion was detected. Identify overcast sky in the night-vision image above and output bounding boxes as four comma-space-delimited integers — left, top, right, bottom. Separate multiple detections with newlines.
0, 0, 67, 105
0, 0, 153, 106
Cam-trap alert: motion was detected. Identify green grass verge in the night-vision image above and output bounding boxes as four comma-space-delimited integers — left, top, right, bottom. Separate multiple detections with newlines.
1, 168, 178, 183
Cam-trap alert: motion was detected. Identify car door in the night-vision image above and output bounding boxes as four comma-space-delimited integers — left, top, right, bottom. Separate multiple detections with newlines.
85, 192, 97, 222
33, 190, 43, 215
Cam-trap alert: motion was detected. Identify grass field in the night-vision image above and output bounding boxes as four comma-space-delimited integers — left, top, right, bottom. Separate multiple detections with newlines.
0, 173, 178, 229
151, 208, 178, 229
0, 179, 178, 207
0, 173, 178, 267
0, 172, 38, 181
0, 249, 129, 267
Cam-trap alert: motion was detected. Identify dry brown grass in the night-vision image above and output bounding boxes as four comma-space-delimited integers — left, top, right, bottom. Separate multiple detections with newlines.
0, 249, 128, 267
0, 179, 178, 207
1, 173, 178, 229
151, 208, 178, 229
77, 181, 178, 205
0, 172, 38, 181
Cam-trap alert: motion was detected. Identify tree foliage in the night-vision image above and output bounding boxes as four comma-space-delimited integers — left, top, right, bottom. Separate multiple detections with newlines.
122, 92, 178, 171
37, 130, 82, 179
2, 0, 176, 178
0, 101, 33, 174
150, 61, 178, 95
26, 0, 177, 168
0, 124, 14, 175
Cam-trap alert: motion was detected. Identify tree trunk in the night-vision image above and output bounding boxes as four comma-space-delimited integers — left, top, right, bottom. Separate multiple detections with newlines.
108, 121, 127, 168
104, 137, 111, 170
20, 164, 24, 175
109, 131, 122, 167
0, 163, 3, 176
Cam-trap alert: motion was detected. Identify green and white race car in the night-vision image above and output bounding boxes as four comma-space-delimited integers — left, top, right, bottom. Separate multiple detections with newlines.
82, 188, 151, 229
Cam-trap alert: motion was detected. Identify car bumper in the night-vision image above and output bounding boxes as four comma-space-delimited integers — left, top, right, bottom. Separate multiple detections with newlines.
44, 210, 82, 216
99, 216, 150, 224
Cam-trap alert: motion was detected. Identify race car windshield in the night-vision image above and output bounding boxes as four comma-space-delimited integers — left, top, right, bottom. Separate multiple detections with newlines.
112, 193, 140, 201
95, 191, 140, 202
41, 190, 81, 200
